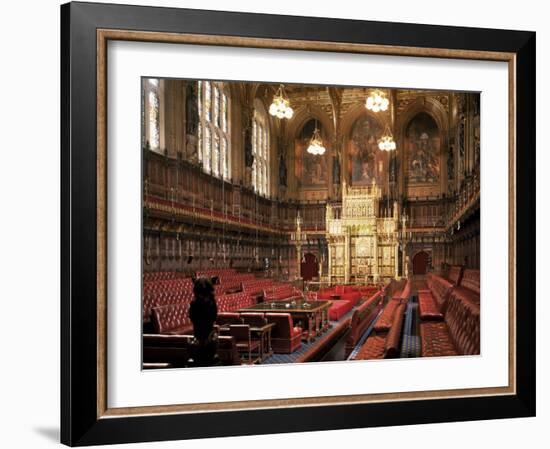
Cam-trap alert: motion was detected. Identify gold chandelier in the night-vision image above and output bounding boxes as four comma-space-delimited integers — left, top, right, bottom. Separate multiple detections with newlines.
378, 125, 396, 151
306, 122, 326, 155
269, 84, 294, 119
365, 89, 389, 113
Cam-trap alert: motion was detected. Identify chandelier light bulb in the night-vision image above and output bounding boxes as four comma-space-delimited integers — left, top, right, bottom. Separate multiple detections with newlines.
378, 126, 396, 151
366, 89, 389, 112
269, 85, 293, 120
306, 125, 326, 156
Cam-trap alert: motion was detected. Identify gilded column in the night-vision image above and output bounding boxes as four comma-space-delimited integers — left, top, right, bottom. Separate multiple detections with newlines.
373, 236, 379, 282
394, 242, 399, 279
344, 229, 351, 284
328, 244, 333, 285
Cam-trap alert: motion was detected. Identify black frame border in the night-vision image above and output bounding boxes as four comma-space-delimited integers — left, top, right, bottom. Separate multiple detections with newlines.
61, 2, 535, 446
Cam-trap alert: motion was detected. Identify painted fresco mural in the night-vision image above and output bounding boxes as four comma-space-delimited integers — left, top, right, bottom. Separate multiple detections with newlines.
348, 115, 385, 186
295, 119, 327, 187
405, 112, 440, 184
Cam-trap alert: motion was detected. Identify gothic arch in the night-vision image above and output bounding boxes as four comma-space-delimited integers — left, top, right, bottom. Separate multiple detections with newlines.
397, 97, 449, 142
340, 102, 386, 139
285, 104, 334, 143
398, 97, 449, 191
342, 105, 387, 187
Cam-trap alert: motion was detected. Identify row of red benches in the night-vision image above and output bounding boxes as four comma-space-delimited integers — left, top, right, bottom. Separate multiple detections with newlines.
143, 334, 241, 367
418, 268, 480, 357
217, 292, 256, 312
143, 271, 187, 282
354, 281, 410, 360
242, 278, 276, 296
263, 284, 303, 302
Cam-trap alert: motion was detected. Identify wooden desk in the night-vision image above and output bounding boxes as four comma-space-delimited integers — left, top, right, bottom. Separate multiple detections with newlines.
240, 301, 332, 342
250, 322, 275, 360
218, 323, 275, 361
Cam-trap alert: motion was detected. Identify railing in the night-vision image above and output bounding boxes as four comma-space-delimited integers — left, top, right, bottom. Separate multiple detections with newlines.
145, 150, 326, 232
446, 170, 480, 227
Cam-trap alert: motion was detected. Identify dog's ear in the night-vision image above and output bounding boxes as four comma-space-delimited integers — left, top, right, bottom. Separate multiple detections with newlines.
191, 276, 197, 284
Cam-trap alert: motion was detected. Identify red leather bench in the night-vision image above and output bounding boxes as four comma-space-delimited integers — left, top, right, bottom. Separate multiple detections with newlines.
446, 265, 464, 286
420, 293, 480, 357
151, 303, 193, 335
418, 290, 444, 321
355, 334, 387, 359
143, 333, 241, 367
344, 291, 384, 357
241, 279, 275, 297
265, 313, 302, 353
355, 291, 407, 360
318, 285, 362, 306
426, 273, 454, 311
217, 292, 255, 312
216, 312, 242, 326
449, 269, 480, 307
263, 284, 302, 302
384, 302, 407, 358
374, 299, 399, 332
328, 299, 353, 321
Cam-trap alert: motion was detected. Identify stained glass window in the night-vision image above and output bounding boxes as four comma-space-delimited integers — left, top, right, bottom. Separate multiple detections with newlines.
212, 134, 220, 177
204, 126, 211, 173
196, 81, 230, 179
252, 105, 270, 196
222, 94, 228, 132
148, 90, 160, 150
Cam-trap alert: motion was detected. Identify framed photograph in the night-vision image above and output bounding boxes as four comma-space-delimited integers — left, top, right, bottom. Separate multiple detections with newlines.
61, 1, 535, 446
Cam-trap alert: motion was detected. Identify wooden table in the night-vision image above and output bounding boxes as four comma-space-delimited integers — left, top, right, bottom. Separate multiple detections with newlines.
240, 300, 332, 342
218, 323, 275, 361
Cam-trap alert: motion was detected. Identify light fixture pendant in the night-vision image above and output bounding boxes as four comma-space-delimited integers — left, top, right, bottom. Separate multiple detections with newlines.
366, 89, 390, 113
269, 84, 294, 119
378, 125, 396, 151
306, 121, 326, 156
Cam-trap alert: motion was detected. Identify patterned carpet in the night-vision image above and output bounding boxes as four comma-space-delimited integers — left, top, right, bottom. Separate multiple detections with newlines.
400, 300, 421, 358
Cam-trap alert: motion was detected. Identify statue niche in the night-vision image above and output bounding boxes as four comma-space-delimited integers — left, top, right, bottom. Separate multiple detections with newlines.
279, 153, 287, 187
185, 82, 199, 163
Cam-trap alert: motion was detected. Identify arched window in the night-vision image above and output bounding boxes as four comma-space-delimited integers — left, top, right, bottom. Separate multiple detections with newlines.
143, 78, 161, 151
252, 103, 270, 196
197, 81, 231, 179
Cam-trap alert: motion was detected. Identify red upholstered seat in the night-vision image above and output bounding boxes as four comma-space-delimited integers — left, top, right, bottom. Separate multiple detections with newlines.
344, 291, 384, 358
317, 287, 336, 300
328, 299, 353, 321
265, 313, 302, 353
240, 312, 267, 328
420, 322, 459, 357
151, 303, 193, 335
263, 284, 303, 302
450, 286, 480, 306
216, 312, 242, 326
340, 292, 361, 306
447, 265, 464, 285
449, 269, 480, 307
418, 291, 444, 321
385, 303, 407, 358
355, 334, 387, 360
374, 300, 399, 332
444, 295, 480, 355
318, 285, 362, 306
